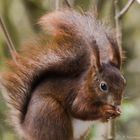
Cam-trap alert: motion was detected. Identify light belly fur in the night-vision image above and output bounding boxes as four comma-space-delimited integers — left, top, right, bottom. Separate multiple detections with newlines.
72, 118, 94, 140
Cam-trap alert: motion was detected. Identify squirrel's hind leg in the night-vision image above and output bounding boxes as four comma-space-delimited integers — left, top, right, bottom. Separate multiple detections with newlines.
22, 95, 73, 140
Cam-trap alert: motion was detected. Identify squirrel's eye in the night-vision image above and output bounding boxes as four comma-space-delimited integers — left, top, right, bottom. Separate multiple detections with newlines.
99, 81, 108, 92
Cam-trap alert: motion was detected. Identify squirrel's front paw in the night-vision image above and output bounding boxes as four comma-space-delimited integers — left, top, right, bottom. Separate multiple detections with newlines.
100, 105, 121, 122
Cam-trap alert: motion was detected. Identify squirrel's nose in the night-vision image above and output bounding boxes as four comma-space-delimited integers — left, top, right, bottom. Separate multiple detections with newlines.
113, 105, 122, 115
115, 105, 122, 114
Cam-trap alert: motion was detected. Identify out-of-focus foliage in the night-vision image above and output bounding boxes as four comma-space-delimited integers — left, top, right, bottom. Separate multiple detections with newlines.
0, 0, 140, 140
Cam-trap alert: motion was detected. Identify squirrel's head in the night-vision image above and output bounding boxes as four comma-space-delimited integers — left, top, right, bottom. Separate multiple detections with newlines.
71, 35, 126, 121
92, 63, 126, 107
90, 37, 126, 107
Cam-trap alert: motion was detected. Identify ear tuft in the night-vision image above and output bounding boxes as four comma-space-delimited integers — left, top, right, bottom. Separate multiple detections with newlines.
107, 36, 121, 69
91, 40, 102, 72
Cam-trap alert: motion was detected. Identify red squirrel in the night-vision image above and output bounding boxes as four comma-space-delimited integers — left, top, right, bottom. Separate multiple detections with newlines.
0, 10, 126, 140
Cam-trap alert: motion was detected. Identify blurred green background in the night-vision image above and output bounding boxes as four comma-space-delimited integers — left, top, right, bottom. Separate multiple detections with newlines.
0, 0, 140, 140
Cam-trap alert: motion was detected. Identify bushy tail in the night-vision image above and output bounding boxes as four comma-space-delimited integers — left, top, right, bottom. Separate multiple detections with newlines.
0, 9, 90, 137
0, 52, 51, 131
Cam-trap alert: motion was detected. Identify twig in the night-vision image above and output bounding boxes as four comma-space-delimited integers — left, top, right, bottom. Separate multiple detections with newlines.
0, 16, 17, 63
64, 0, 72, 8
114, 0, 122, 49
107, 119, 116, 140
55, 0, 60, 10
116, 0, 135, 19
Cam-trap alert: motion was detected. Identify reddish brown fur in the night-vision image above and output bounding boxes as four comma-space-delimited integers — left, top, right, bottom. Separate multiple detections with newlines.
0, 10, 126, 140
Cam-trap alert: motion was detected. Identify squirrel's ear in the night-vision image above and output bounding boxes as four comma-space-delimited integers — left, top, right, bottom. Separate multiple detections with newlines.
107, 36, 121, 69
91, 40, 102, 72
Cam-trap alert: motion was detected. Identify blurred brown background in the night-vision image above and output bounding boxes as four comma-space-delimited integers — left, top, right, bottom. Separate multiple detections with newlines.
0, 0, 140, 140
